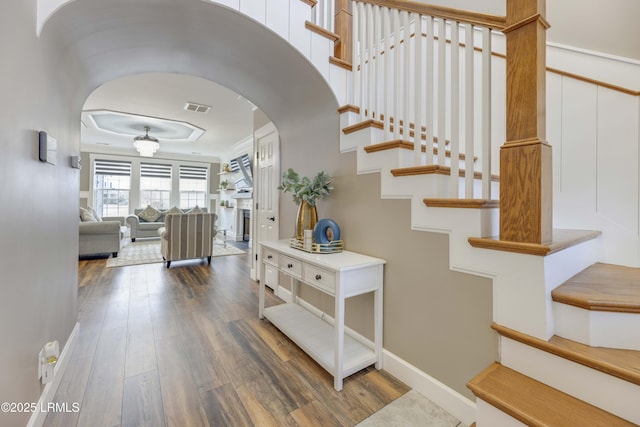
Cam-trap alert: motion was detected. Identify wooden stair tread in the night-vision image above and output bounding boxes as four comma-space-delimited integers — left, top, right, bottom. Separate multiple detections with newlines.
304, 20, 339, 41
424, 198, 499, 209
468, 363, 636, 427
329, 56, 352, 70
552, 263, 640, 313
390, 165, 500, 181
468, 229, 601, 256
342, 119, 384, 135
364, 139, 475, 160
493, 323, 640, 386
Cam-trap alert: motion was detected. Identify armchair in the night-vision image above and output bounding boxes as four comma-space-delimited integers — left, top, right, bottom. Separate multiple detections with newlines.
158, 212, 218, 268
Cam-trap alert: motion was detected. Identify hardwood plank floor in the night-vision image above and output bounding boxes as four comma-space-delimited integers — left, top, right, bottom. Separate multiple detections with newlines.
45, 245, 409, 427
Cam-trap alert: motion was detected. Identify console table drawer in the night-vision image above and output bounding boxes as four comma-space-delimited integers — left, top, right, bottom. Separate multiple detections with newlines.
304, 264, 336, 294
263, 248, 279, 266
279, 255, 302, 278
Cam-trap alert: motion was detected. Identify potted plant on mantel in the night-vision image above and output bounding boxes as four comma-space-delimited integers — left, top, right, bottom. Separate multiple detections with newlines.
278, 168, 333, 239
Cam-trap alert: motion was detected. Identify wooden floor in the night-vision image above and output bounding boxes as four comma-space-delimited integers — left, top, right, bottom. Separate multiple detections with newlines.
45, 245, 409, 427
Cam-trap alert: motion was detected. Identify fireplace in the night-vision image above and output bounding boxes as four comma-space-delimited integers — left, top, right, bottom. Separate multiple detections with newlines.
242, 209, 250, 241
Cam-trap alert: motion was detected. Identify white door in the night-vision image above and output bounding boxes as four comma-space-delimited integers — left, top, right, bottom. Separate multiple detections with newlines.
252, 123, 280, 285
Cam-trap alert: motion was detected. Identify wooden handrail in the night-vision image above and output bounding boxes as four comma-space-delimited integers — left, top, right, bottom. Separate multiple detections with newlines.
352, 0, 506, 30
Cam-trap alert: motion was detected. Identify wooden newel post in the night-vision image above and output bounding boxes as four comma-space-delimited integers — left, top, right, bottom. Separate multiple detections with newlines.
334, 0, 353, 64
500, 0, 552, 244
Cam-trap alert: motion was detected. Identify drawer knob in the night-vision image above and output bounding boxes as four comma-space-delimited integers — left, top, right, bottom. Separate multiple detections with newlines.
315, 274, 322, 280
267, 255, 273, 259
287, 263, 293, 269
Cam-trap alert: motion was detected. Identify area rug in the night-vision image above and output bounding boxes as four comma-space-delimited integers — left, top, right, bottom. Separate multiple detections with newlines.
106, 239, 246, 268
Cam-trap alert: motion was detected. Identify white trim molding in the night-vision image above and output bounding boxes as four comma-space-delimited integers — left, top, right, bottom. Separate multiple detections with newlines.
27, 322, 80, 427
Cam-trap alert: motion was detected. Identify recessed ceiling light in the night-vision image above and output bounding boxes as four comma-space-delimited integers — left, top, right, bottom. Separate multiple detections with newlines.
184, 102, 211, 114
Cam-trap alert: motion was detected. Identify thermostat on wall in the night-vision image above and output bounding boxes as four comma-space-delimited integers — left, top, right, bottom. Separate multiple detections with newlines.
39, 131, 57, 165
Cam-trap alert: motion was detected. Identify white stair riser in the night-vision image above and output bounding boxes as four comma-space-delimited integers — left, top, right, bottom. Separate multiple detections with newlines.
553, 302, 640, 351
476, 399, 527, 427
500, 336, 640, 424
330, 65, 349, 107
341, 127, 386, 153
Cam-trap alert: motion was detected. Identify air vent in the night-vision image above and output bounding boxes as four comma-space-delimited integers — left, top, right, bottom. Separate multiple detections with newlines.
184, 102, 211, 114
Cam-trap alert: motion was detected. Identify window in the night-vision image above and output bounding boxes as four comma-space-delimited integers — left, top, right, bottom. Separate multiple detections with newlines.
140, 163, 172, 209
179, 165, 208, 209
94, 160, 131, 217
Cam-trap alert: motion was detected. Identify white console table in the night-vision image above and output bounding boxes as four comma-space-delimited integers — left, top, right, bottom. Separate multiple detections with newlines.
258, 239, 385, 391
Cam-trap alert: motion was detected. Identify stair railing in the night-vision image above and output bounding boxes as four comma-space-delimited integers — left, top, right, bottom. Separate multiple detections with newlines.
348, 1, 506, 199
324, 0, 551, 244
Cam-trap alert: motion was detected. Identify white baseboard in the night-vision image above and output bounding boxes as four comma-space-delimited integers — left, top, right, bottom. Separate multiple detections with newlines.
273, 286, 476, 425
382, 349, 476, 426
27, 322, 80, 427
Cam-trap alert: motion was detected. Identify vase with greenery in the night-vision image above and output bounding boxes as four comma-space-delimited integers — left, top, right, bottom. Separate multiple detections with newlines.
278, 168, 333, 238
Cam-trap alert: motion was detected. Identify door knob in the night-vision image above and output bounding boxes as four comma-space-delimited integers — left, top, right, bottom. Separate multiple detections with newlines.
267, 216, 276, 222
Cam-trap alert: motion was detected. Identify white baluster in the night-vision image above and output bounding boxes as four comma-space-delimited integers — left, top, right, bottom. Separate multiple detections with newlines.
464, 23, 475, 198
402, 11, 411, 143
425, 15, 435, 164
450, 21, 460, 197
383, 7, 391, 140
413, 13, 422, 166
359, 2, 366, 119
482, 27, 492, 200
437, 19, 446, 167
367, 3, 374, 119
393, 9, 401, 140
351, 2, 359, 116
373, 5, 381, 122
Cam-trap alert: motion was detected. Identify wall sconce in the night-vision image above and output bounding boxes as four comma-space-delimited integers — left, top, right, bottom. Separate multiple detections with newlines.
38, 131, 57, 165
70, 155, 81, 169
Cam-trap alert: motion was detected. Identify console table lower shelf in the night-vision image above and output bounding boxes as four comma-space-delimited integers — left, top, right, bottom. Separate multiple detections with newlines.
263, 303, 377, 380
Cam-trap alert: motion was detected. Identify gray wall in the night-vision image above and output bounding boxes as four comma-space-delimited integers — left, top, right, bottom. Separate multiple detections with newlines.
0, 2, 83, 426
275, 113, 496, 400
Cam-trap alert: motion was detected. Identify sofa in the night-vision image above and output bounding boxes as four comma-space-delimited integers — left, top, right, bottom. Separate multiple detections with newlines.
158, 212, 218, 268
79, 207, 123, 257
126, 205, 207, 242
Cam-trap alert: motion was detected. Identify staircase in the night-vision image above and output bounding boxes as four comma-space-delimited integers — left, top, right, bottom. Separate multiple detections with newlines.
204, 0, 639, 425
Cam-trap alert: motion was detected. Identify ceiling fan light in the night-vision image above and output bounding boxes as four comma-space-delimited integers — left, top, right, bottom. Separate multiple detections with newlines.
133, 126, 160, 157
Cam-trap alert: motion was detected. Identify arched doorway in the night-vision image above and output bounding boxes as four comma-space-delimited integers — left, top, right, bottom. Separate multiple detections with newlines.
41, 0, 340, 276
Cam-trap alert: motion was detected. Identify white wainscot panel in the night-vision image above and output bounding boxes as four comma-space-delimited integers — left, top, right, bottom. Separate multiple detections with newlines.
289, 0, 312, 58
559, 78, 598, 211
310, 32, 331, 82
547, 72, 563, 197
596, 87, 639, 234
212, 0, 240, 10
265, 0, 290, 40
239, 0, 266, 24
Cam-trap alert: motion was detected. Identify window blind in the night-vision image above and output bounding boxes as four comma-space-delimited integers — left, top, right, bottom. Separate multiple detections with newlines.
179, 165, 207, 180
94, 159, 131, 176
141, 163, 172, 178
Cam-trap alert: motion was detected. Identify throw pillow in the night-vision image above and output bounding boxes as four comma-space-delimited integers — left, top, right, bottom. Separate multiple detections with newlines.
138, 205, 162, 222
80, 207, 97, 222
88, 207, 102, 221
165, 206, 184, 216
187, 205, 203, 214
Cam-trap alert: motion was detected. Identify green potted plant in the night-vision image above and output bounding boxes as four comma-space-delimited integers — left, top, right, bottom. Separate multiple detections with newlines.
278, 168, 333, 238
219, 179, 229, 190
